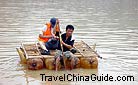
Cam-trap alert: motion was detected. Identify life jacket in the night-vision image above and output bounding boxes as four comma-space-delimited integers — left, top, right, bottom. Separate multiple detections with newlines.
38, 22, 60, 42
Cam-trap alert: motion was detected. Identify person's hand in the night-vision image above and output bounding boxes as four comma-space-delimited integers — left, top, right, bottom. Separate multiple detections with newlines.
56, 36, 59, 39
52, 35, 56, 38
53, 35, 59, 39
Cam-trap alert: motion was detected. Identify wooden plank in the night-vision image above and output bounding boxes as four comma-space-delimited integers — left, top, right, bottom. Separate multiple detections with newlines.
81, 41, 102, 59
28, 56, 43, 59
35, 42, 41, 55
21, 43, 29, 59
23, 43, 40, 56
27, 54, 83, 59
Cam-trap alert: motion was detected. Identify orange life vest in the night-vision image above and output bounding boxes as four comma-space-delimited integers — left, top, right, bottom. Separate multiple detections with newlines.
38, 22, 60, 42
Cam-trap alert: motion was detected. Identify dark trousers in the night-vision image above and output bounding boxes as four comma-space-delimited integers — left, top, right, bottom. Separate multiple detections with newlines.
45, 38, 59, 50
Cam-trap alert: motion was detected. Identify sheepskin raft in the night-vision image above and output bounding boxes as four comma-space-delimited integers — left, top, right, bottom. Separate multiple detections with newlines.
16, 41, 99, 70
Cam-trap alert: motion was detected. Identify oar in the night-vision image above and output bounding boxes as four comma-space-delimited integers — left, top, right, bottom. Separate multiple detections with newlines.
55, 20, 67, 70
92, 43, 102, 59
59, 28, 67, 70
53, 20, 64, 70
82, 41, 102, 59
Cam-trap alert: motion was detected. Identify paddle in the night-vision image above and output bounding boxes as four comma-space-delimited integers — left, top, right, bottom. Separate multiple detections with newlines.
93, 44, 102, 59
55, 19, 67, 70
58, 26, 66, 68
83, 41, 102, 59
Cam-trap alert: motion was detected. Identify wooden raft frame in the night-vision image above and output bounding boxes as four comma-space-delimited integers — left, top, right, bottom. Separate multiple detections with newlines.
17, 41, 98, 60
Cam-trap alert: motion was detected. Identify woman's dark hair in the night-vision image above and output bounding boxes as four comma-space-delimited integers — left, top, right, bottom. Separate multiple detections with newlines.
66, 25, 74, 31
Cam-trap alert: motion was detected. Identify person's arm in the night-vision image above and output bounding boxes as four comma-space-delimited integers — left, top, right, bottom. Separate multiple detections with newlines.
62, 39, 75, 50
62, 41, 73, 49
51, 27, 59, 39
52, 19, 60, 35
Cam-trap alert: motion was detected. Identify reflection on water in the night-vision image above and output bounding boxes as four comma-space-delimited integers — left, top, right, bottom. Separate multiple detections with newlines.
0, 0, 138, 84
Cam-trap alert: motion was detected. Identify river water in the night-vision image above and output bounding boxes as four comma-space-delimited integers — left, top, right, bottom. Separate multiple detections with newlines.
0, 0, 138, 85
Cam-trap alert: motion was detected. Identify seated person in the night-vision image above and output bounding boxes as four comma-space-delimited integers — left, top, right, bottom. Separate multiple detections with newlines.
55, 25, 76, 70
38, 18, 60, 54
58, 25, 75, 52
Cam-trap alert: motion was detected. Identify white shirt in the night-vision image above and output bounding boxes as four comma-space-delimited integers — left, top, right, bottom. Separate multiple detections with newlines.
71, 35, 75, 41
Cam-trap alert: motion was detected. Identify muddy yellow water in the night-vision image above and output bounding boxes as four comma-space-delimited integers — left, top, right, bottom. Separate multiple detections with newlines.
0, 0, 138, 85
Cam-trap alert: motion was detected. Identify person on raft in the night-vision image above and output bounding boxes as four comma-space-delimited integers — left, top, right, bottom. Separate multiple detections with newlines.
58, 25, 75, 52
55, 25, 77, 70
38, 18, 60, 55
